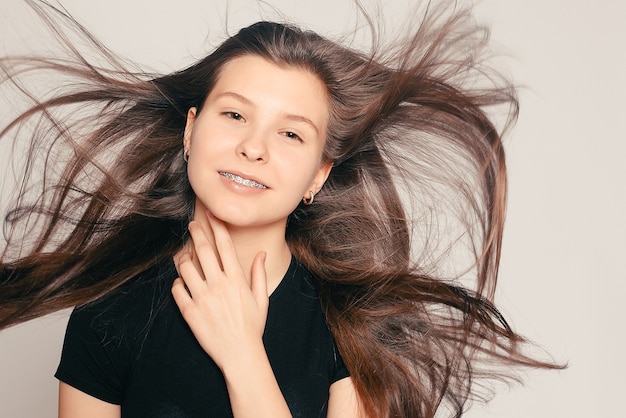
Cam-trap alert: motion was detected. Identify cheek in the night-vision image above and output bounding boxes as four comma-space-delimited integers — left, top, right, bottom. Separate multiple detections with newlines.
187, 126, 232, 171
185, 143, 220, 192
276, 150, 316, 180
185, 164, 207, 201
190, 124, 220, 153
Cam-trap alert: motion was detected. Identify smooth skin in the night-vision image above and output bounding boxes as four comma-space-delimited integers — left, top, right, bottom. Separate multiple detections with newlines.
59, 56, 363, 417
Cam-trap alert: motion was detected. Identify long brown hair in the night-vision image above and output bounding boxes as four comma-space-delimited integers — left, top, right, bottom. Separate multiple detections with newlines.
1, 1, 560, 416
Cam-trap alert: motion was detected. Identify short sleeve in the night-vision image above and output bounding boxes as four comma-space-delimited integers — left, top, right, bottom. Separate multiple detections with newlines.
55, 305, 131, 405
332, 343, 350, 383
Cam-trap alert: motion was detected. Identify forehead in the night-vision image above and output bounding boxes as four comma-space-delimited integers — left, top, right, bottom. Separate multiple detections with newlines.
215, 54, 326, 91
210, 55, 329, 127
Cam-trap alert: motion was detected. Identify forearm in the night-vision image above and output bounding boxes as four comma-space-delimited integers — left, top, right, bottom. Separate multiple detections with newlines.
222, 342, 292, 418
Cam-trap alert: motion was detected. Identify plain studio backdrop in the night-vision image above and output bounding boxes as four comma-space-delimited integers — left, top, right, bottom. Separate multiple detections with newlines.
0, 0, 624, 417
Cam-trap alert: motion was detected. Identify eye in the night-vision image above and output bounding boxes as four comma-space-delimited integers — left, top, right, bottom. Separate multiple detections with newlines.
282, 131, 302, 142
224, 111, 245, 122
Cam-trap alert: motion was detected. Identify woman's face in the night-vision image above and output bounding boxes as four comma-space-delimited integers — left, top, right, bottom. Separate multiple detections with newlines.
184, 54, 331, 230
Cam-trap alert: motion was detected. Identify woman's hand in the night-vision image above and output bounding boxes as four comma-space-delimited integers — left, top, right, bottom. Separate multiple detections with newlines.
171, 214, 292, 417
171, 213, 269, 370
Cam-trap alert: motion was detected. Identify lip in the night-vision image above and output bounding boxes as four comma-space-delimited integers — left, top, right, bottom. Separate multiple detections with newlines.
218, 170, 269, 189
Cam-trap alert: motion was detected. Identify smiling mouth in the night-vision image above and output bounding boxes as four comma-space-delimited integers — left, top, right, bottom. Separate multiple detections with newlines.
219, 172, 268, 189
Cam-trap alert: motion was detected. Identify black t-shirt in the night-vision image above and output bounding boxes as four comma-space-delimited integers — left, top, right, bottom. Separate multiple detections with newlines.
55, 257, 348, 417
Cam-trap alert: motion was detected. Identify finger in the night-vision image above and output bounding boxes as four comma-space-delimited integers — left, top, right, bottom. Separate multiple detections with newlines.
188, 221, 223, 281
195, 215, 221, 270
171, 277, 193, 311
250, 251, 269, 315
178, 243, 205, 281
206, 212, 245, 280
190, 247, 205, 281
177, 250, 207, 296
196, 214, 218, 253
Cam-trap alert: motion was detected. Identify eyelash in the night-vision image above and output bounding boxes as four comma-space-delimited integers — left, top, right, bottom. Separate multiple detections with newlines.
224, 111, 245, 122
282, 131, 302, 142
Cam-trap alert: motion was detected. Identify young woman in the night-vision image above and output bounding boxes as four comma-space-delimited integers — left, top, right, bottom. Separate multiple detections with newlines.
0, 1, 559, 417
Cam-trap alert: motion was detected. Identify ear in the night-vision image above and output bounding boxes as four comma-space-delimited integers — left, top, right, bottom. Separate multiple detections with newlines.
183, 107, 197, 150
305, 161, 333, 199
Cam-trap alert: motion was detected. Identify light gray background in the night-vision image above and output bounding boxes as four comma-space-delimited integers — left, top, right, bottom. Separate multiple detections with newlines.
0, 0, 624, 417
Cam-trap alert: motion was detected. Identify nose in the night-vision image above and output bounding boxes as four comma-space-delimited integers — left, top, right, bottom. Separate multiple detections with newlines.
236, 130, 269, 162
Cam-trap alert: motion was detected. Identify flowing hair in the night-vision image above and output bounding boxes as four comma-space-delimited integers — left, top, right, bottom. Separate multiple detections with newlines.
0, 1, 561, 416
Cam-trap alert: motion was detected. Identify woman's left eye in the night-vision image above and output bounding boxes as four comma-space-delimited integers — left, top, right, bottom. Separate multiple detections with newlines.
282, 131, 302, 141
224, 111, 245, 121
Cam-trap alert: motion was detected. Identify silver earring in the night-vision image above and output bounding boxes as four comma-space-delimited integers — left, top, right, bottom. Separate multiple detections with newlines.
183, 148, 189, 162
302, 191, 315, 205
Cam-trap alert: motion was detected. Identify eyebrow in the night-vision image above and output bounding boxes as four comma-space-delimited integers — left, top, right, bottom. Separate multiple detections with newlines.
215, 91, 321, 135
215, 91, 253, 106
283, 113, 320, 136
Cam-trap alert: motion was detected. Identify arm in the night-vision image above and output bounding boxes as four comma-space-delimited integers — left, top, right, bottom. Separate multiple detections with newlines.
220, 342, 291, 417
328, 377, 364, 418
58, 382, 120, 418
171, 216, 291, 418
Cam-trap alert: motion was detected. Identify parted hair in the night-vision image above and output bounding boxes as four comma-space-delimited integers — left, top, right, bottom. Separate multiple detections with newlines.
0, 1, 559, 416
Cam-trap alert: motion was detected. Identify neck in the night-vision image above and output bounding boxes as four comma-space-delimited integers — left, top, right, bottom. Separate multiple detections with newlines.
180, 200, 292, 295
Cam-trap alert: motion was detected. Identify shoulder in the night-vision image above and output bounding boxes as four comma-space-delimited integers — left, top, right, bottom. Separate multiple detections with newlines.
55, 259, 178, 404
67, 259, 177, 346
78, 260, 175, 313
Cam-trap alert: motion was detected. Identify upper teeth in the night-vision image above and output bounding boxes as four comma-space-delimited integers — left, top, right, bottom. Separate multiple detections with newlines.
220, 172, 267, 189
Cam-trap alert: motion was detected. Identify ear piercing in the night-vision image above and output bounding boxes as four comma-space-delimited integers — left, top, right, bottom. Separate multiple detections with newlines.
302, 191, 315, 205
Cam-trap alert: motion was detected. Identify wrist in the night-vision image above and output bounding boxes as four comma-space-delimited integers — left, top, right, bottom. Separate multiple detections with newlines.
219, 337, 267, 377
219, 340, 292, 418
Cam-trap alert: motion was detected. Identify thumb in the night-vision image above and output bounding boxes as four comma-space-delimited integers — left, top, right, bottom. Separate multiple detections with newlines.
250, 251, 269, 314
